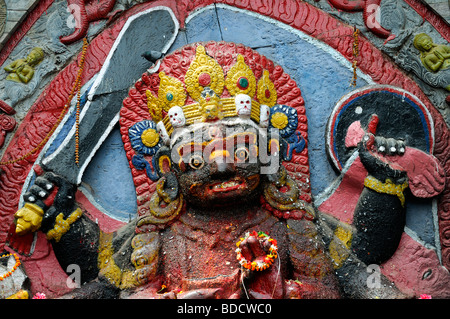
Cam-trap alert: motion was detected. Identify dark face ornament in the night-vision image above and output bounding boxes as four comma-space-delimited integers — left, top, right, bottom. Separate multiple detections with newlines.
172, 123, 264, 208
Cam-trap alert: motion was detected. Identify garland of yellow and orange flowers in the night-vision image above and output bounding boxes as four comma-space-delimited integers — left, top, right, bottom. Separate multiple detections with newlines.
235, 231, 278, 271
0, 253, 21, 281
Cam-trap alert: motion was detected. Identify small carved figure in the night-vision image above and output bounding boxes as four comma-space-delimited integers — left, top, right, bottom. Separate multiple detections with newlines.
168, 106, 186, 128
414, 33, 450, 75
4, 48, 44, 84
235, 93, 252, 117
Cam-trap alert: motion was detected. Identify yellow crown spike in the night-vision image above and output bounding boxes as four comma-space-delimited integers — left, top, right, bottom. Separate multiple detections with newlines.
225, 54, 256, 97
257, 70, 277, 107
146, 90, 162, 123
151, 45, 275, 138
185, 45, 225, 101
158, 72, 187, 112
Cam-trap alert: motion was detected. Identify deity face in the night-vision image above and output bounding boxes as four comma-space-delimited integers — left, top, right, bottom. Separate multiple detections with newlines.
168, 106, 186, 127
171, 122, 264, 208
235, 94, 252, 116
26, 47, 44, 66
414, 34, 434, 52
420, 38, 433, 51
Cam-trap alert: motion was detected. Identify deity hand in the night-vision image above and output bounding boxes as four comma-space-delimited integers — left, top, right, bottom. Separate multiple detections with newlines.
14, 171, 76, 235
237, 231, 283, 298
373, 135, 406, 156
239, 232, 273, 275
434, 50, 445, 61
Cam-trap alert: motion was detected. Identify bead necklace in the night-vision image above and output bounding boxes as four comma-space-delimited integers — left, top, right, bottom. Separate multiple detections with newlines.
351, 26, 360, 87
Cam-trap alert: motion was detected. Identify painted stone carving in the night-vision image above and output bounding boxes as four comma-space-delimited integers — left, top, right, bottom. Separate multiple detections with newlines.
1, 0, 448, 299
321, 86, 445, 266
0, 253, 27, 299
11, 41, 441, 299
412, 33, 450, 93
60, 0, 117, 44
327, 0, 395, 41
0, 100, 16, 149
167, 106, 186, 127
0, 0, 5, 38
414, 33, 450, 75
4, 47, 44, 84
235, 93, 252, 117
12, 42, 344, 299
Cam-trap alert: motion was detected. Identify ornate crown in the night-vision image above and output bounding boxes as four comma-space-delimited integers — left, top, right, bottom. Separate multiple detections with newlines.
146, 45, 278, 142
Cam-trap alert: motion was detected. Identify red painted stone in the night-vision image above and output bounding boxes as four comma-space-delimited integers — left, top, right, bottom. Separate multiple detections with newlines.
0, 0, 447, 298
198, 72, 211, 86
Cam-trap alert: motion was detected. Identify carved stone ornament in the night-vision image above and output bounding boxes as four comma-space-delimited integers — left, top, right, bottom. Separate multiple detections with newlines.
0, 0, 5, 38
0, 1, 448, 300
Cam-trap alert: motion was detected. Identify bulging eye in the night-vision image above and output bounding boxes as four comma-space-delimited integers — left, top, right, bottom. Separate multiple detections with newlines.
235, 147, 249, 162
189, 154, 204, 169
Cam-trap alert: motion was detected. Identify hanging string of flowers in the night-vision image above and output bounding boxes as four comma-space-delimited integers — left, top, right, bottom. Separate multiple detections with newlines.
235, 231, 278, 271
351, 26, 360, 87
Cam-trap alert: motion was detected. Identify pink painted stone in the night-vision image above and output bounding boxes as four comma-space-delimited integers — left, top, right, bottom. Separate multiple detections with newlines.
384, 148, 445, 198
318, 156, 367, 224
381, 233, 450, 298
344, 120, 364, 148
17, 232, 72, 298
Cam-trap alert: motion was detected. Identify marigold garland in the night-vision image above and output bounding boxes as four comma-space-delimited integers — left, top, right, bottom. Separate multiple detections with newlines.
0, 253, 21, 281
235, 231, 278, 271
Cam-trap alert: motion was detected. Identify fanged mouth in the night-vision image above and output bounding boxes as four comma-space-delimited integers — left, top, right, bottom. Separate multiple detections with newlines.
209, 178, 244, 193
206, 175, 260, 194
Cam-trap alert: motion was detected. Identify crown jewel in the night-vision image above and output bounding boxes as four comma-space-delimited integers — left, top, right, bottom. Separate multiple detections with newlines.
146, 45, 278, 140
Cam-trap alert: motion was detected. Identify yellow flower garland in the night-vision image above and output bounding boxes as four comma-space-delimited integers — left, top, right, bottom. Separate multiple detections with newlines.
0, 253, 21, 281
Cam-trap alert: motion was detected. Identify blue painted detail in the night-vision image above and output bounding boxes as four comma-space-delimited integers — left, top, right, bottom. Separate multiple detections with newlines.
131, 154, 159, 181
178, 6, 434, 247
128, 120, 161, 156
81, 128, 137, 222
283, 131, 306, 161
44, 81, 94, 158
268, 104, 298, 138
